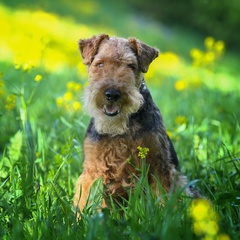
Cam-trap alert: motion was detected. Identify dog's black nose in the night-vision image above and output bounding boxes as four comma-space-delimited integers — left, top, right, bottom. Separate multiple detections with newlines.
105, 89, 121, 102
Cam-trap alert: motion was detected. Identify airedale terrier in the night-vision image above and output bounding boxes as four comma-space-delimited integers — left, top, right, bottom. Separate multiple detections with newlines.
74, 34, 196, 213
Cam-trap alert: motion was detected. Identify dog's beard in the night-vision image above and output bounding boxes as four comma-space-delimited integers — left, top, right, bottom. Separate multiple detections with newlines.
84, 86, 144, 136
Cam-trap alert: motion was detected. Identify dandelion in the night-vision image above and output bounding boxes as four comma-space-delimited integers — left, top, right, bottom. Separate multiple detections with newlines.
190, 37, 225, 69
56, 97, 64, 107
73, 83, 82, 92
190, 199, 230, 240
72, 101, 82, 111
218, 233, 231, 240
190, 48, 203, 60
35, 74, 43, 82
204, 37, 215, 50
23, 63, 32, 72
137, 146, 149, 160
174, 79, 188, 91
175, 116, 188, 125
67, 81, 75, 91
214, 41, 225, 55
63, 91, 73, 101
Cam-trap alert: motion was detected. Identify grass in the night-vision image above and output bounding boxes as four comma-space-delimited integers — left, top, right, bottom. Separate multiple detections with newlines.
0, 1, 240, 239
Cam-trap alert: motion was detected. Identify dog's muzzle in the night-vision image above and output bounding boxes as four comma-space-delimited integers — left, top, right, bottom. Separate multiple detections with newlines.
103, 88, 121, 117
105, 88, 121, 102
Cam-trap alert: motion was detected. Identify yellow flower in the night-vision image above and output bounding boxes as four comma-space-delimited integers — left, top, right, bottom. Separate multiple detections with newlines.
137, 146, 149, 160
67, 81, 81, 92
35, 74, 43, 82
204, 52, 215, 64
67, 81, 75, 91
204, 37, 215, 50
23, 63, 32, 72
190, 48, 203, 60
56, 97, 64, 107
175, 116, 187, 125
190, 199, 224, 239
72, 101, 82, 111
190, 199, 217, 221
214, 41, 225, 55
174, 79, 188, 91
217, 233, 231, 240
63, 91, 73, 101
73, 83, 82, 92
205, 220, 219, 235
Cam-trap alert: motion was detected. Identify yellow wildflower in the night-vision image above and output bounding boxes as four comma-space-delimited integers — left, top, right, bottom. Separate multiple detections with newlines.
73, 83, 82, 92
214, 41, 225, 55
175, 116, 187, 125
67, 81, 81, 92
189, 199, 229, 240
190, 48, 203, 60
35, 74, 43, 82
72, 101, 82, 111
137, 146, 149, 160
63, 91, 73, 101
174, 79, 188, 91
204, 37, 215, 50
67, 81, 75, 91
23, 63, 32, 72
204, 52, 215, 64
190, 199, 216, 221
217, 233, 231, 240
56, 97, 64, 107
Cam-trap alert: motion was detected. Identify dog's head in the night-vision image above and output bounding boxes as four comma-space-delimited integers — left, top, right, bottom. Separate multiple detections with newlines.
79, 34, 159, 135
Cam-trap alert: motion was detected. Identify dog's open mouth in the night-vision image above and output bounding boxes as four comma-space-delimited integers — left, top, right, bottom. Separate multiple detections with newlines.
103, 105, 120, 117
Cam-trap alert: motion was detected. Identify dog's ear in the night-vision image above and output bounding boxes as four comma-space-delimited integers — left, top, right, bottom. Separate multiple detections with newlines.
78, 34, 109, 65
128, 37, 159, 73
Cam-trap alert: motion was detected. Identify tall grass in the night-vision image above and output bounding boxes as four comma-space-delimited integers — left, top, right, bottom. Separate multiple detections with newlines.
1, 1, 240, 239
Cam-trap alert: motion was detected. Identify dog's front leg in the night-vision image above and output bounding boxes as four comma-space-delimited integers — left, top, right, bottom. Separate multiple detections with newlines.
73, 172, 97, 214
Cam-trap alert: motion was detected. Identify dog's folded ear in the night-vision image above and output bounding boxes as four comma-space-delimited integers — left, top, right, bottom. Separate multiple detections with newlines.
128, 37, 159, 73
79, 34, 109, 65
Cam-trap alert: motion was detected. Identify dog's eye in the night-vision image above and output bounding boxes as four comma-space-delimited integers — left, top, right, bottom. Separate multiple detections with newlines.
127, 64, 136, 71
97, 63, 103, 68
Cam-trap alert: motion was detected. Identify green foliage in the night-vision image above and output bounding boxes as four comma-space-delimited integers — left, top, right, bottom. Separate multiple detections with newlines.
127, 0, 240, 50
0, 0, 240, 239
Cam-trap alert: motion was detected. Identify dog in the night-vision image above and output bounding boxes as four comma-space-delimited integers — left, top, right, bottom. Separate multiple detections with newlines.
74, 34, 197, 213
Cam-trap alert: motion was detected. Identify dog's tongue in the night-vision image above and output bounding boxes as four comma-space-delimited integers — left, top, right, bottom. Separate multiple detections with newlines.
103, 105, 120, 116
